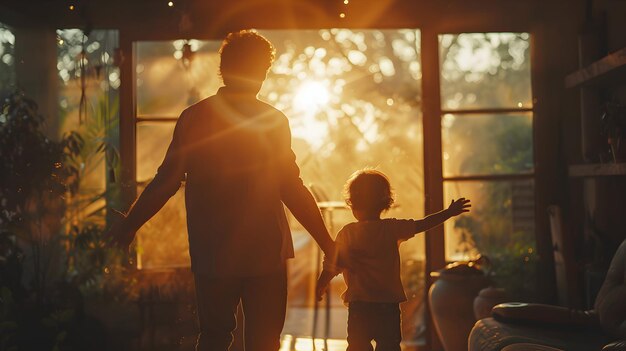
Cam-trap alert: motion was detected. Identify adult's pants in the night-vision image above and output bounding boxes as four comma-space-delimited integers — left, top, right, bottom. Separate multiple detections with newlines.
194, 266, 287, 351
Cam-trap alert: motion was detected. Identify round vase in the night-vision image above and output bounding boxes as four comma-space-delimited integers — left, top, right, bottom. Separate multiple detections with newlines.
473, 286, 508, 320
428, 262, 490, 351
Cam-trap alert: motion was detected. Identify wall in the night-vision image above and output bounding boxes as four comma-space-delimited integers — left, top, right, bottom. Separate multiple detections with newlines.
564, 0, 626, 308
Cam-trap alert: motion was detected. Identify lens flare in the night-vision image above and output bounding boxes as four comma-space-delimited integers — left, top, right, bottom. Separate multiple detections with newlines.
293, 80, 330, 113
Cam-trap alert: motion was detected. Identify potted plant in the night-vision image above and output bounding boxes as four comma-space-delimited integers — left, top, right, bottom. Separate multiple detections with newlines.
0, 90, 137, 350
0, 90, 82, 304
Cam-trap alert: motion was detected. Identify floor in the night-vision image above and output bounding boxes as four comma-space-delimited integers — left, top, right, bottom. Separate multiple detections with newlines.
280, 335, 348, 351
281, 306, 349, 350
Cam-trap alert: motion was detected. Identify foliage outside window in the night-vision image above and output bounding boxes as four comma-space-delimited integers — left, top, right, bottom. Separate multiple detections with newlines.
56, 29, 120, 228
439, 33, 537, 300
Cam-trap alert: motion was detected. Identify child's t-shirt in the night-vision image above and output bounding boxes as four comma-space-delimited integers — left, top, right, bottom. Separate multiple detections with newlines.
324, 218, 419, 304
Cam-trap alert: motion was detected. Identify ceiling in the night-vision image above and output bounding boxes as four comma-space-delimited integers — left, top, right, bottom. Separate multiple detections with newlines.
0, 0, 581, 39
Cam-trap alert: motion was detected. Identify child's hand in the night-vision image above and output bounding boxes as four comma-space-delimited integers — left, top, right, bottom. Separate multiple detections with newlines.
448, 198, 471, 216
315, 279, 329, 302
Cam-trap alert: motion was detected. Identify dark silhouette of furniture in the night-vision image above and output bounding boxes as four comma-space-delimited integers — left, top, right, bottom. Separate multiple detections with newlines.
468, 239, 626, 351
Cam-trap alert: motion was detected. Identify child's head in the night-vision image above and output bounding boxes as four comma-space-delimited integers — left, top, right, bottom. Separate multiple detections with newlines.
344, 169, 394, 215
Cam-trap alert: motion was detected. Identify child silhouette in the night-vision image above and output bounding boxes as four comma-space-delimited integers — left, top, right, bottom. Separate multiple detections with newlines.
316, 169, 471, 350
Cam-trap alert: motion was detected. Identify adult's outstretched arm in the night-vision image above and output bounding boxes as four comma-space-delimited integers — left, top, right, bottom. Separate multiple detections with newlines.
109, 114, 188, 248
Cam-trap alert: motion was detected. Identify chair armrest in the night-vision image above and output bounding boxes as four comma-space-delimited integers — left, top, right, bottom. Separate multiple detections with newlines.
492, 303, 600, 329
603, 340, 626, 351
501, 343, 565, 351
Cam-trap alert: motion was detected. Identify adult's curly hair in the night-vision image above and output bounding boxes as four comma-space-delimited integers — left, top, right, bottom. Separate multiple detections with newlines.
219, 29, 276, 85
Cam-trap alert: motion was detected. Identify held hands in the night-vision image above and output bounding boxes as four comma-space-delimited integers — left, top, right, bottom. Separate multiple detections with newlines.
315, 269, 335, 302
447, 198, 471, 217
315, 278, 329, 302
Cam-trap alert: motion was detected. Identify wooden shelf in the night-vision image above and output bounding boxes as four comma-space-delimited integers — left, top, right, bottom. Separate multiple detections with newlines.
565, 47, 626, 88
569, 163, 626, 177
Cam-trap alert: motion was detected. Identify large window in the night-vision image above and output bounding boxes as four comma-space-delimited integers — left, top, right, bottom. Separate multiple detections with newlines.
439, 33, 536, 298
134, 29, 426, 346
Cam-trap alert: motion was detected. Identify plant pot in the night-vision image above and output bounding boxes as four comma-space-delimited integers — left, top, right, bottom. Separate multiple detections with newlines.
473, 286, 508, 320
429, 262, 490, 351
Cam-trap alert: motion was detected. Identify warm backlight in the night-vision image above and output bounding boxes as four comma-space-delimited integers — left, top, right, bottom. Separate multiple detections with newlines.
293, 80, 330, 113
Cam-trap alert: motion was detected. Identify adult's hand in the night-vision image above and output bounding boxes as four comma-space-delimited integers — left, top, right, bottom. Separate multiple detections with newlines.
107, 209, 136, 251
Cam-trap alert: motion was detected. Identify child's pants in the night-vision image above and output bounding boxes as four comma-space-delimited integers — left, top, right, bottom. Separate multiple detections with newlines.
193, 266, 287, 351
347, 301, 402, 351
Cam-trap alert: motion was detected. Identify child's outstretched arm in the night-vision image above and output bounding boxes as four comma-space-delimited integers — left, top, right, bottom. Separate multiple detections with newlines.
415, 198, 471, 232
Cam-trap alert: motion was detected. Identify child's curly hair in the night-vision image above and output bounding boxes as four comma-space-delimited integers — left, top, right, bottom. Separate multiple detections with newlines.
344, 169, 394, 212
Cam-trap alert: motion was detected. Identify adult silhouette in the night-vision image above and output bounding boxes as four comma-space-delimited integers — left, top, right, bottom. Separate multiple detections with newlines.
109, 30, 335, 351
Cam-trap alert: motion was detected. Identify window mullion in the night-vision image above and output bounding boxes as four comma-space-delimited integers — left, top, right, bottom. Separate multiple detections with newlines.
420, 27, 446, 351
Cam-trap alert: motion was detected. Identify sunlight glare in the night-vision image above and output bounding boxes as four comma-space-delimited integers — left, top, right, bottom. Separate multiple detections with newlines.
293, 80, 330, 113
278, 336, 348, 351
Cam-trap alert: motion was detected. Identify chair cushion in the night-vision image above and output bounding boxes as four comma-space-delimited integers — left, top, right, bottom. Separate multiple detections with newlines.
469, 318, 611, 351
602, 340, 626, 351
501, 343, 564, 351
491, 302, 598, 329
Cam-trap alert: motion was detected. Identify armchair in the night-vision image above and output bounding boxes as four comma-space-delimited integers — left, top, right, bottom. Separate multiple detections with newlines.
469, 239, 626, 351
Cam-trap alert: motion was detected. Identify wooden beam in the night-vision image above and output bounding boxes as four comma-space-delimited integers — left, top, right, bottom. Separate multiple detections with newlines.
421, 27, 445, 351
118, 31, 137, 210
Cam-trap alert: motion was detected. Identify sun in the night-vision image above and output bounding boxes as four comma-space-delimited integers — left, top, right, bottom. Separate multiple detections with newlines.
293, 80, 330, 113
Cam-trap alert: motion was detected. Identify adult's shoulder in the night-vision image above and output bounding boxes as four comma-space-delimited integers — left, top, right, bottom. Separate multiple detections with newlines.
181, 96, 217, 117
173, 96, 219, 129
255, 100, 291, 134
257, 98, 284, 112
257, 100, 288, 119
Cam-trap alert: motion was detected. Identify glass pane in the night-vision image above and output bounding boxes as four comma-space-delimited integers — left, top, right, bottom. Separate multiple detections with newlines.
444, 179, 537, 299
135, 121, 189, 268
57, 29, 119, 225
136, 122, 175, 182
136, 40, 222, 117
0, 22, 15, 97
442, 112, 533, 177
439, 33, 532, 110
136, 185, 190, 268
